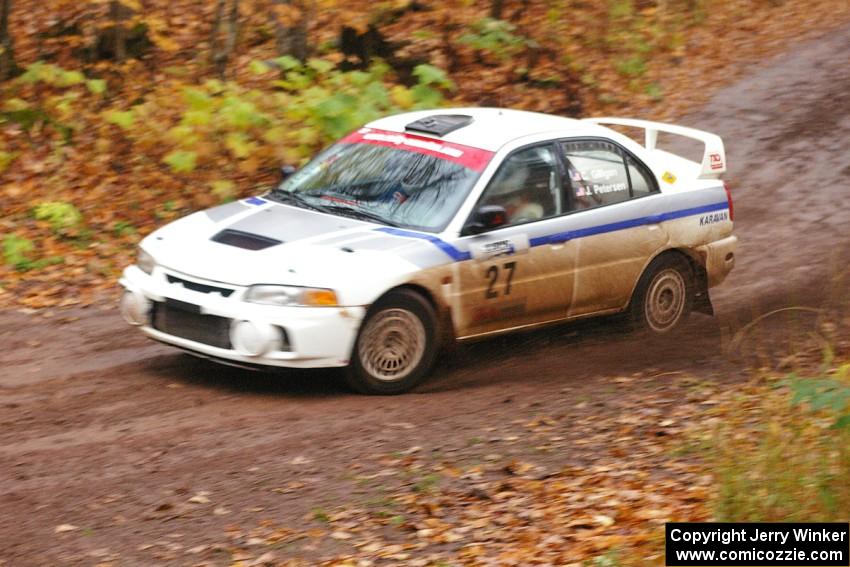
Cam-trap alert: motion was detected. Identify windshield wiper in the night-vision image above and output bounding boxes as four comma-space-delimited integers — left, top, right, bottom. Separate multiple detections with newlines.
318, 204, 401, 227
269, 189, 400, 227
266, 189, 323, 211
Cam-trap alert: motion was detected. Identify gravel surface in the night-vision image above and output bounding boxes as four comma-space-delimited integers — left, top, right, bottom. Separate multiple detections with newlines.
2, 23, 850, 566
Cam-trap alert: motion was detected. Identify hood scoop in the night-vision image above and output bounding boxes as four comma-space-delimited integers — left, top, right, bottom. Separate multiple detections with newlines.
211, 229, 282, 251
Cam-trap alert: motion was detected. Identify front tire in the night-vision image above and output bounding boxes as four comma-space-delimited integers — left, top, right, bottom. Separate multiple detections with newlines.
345, 289, 439, 395
629, 254, 694, 334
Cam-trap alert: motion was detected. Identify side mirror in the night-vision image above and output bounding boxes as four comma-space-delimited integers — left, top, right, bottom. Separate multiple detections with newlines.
463, 205, 508, 235
279, 165, 296, 181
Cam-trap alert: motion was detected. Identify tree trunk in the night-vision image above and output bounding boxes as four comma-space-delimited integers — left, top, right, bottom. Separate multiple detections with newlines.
210, 0, 239, 79
489, 0, 504, 19
109, 0, 132, 63
0, 0, 19, 81
272, 0, 308, 61
440, 15, 459, 73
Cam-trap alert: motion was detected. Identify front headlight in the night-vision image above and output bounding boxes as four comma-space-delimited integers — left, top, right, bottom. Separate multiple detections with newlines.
244, 285, 338, 307
137, 247, 156, 275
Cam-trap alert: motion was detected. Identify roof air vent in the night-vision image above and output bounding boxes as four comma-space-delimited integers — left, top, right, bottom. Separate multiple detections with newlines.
405, 114, 473, 137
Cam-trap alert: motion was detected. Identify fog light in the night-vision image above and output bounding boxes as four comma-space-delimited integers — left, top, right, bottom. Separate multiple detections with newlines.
230, 320, 279, 356
120, 290, 151, 326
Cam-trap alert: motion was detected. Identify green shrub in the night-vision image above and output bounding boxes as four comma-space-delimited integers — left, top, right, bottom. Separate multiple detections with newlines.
458, 18, 531, 61
645, 83, 663, 101
19, 61, 85, 88
0, 62, 103, 144
587, 549, 625, 567
33, 202, 83, 235
712, 366, 850, 522
608, 0, 634, 21
1, 105, 74, 144
105, 109, 135, 129
110, 58, 451, 177
2, 234, 64, 272
113, 221, 137, 237
0, 150, 16, 173
787, 365, 850, 428
163, 150, 198, 173
615, 55, 647, 78
3, 234, 35, 270
210, 180, 236, 202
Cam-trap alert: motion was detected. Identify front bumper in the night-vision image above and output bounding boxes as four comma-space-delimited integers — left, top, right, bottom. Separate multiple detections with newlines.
119, 265, 366, 369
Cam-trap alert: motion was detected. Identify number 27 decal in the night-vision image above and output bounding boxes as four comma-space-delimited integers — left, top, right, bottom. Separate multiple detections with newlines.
485, 261, 517, 299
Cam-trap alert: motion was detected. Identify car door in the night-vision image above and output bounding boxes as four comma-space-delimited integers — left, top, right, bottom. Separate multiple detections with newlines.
556, 139, 667, 317
451, 144, 579, 338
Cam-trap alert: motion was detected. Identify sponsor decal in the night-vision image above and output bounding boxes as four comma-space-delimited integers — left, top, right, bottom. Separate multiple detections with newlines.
482, 239, 516, 258
662, 171, 677, 184
470, 234, 529, 261
709, 152, 724, 170
243, 196, 267, 206
341, 128, 494, 172
699, 211, 728, 226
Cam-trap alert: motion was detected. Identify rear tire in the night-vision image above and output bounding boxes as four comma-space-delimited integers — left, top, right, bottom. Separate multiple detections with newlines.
629, 254, 694, 334
345, 289, 439, 395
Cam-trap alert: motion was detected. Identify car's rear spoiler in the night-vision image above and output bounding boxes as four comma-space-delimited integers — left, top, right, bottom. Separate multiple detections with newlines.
584, 117, 726, 179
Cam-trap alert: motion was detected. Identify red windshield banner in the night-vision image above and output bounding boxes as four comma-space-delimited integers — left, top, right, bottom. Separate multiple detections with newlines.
341, 128, 494, 172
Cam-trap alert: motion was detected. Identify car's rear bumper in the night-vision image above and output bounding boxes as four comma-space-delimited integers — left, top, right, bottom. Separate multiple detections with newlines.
119, 265, 365, 369
700, 235, 737, 287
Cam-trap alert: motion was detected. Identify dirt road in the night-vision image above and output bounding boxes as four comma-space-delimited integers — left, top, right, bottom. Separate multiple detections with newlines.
2, 24, 850, 565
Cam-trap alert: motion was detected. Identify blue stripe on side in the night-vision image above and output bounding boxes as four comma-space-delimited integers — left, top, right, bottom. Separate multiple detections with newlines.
375, 227, 472, 261
244, 196, 267, 206
529, 201, 729, 246
376, 201, 729, 261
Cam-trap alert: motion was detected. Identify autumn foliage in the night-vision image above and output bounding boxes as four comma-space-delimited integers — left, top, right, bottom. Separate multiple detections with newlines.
1, 0, 849, 308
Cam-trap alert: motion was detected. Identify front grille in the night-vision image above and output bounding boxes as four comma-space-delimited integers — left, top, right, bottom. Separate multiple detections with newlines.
151, 300, 232, 349
166, 274, 235, 297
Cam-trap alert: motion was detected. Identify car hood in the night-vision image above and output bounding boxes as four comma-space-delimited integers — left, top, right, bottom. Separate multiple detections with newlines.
141, 199, 448, 291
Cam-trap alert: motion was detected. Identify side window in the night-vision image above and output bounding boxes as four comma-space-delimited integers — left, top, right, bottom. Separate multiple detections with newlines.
626, 155, 655, 197
478, 145, 561, 227
561, 140, 631, 210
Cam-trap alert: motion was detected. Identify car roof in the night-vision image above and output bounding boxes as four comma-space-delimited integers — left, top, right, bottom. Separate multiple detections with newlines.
365, 107, 611, 152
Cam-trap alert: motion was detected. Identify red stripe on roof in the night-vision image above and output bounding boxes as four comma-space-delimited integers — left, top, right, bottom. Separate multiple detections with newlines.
340, 128, 494, 172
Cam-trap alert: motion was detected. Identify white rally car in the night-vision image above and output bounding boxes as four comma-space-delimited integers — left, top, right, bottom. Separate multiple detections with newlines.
120, 108, 736, 394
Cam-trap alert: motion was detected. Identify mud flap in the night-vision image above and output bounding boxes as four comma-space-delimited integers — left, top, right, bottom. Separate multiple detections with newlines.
693, 289, 714, 315
692, 264, 714, 315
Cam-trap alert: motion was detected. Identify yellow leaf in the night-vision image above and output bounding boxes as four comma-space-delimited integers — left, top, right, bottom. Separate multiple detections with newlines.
119, 0, 142, 11
390, 85, 414, 109
152, 34, 180, 52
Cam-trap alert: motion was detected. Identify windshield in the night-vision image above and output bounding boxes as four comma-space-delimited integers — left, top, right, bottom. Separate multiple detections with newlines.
269, 128, 494, 232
